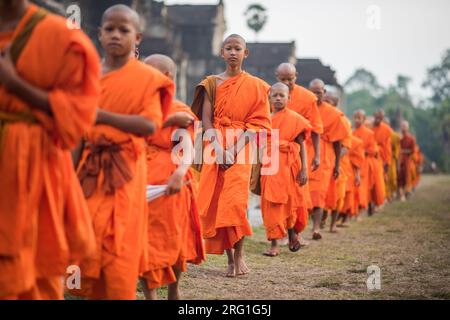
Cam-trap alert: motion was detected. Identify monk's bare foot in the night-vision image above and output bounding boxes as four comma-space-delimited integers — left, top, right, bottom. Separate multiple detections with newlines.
226, 264, 235, 278
330, 226, 338, 233
235, 257, 249, 276
299, 235, 309, 247
263, 247, 280, 257
319, 221, 326, 229
312, 231, 322, 240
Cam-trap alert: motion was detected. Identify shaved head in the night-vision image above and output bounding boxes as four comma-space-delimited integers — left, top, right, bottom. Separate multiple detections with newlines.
222, 34, 247, 48
373, 109, 385, 126
309, 79, 326, 105
324, 92, 339, 107
144, 54, 177, 80
276, 63, 297, 91
102, 4, 141, 31
354, 109, 366, 117
309, 79, 325, 89
401, 120, 410, 132
353, 109, 366, 128
270, 82, 290, 94
276, 63, 296, 75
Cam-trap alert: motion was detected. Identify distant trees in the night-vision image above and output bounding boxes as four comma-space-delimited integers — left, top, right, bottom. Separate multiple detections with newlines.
344, 50, 450, 171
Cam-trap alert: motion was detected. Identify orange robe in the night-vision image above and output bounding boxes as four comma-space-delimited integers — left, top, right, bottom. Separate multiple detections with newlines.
325, 125, 353, 212
308, 102, 351, 209
197, 72, 271, 254
353, 125, 385, 208
398, 133, 416, 193
70, 59, 174, 299
260, 108, 311, 240
287, 84, 323, 211
342, 135, 365, 216
142, 100, 204, 289
0, 4, 99, 300
386, 132, 400, 198
373, 122, 393, 200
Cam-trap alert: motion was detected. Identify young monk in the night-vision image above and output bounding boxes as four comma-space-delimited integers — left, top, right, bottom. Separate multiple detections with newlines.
352, 109, 383, 216
322, 92, 352, 233
398, 120, 416, 200
372, 110, 391, 205
307, 79, 351, 240
140, 54, 204, 300
0, 0, 99, 300
191, 34, 271, 277
70, 5, 174, 300
260, 82, 310, 257
276, 62, 323, 245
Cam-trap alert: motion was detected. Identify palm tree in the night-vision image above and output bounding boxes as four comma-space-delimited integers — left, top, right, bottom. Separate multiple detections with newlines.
244, 4, 268, 42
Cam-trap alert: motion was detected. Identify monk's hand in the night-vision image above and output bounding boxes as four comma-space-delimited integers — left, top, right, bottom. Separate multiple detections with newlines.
297, 169, 308, 186
166, 170, 184, 195
169, 112, 195, 128
0, 45, 19, 91
384, 163, 389, 173
311, 155, 320, 172
333, 165, 340, 180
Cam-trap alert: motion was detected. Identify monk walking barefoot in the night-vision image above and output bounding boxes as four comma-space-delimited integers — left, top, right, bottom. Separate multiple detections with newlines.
260, 83, 311, 257
191, 34, 271, 277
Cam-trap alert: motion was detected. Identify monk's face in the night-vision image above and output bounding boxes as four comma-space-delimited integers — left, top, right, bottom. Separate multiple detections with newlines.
221, 38, 248, 68
401, 122, 409, 134
309, 84, 325, 105
353, 112, 365, 128
269, 87, 289, 111
99, 10, 142, 58
374, 112, 384, 126
276, 70, 297, 91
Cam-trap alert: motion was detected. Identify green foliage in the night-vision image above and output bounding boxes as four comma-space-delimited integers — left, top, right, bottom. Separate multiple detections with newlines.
344, 51, 450, 172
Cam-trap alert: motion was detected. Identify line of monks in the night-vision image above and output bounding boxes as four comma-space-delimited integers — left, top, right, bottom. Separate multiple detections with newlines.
0, 2, 424, 300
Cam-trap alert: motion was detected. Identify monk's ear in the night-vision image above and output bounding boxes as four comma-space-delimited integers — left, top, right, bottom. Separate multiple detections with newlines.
135, 32, 143, 46
244, 48, 249, 59
220, 47, 225, 59
97, 27, 103, 42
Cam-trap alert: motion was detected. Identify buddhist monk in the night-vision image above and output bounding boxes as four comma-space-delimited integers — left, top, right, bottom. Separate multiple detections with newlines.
352, 110, 384, 216
338, 134, 364, 226
276, 62, 323, 245
386, 130, 401, 201
372, 110, 391, 207
69, 5, 174, 300
191, 34, 271, 277
139, 54, 204, 300
398, 121, 416, 200
0, 0, 99, 300
322, 92, 352, 233
260, 82, 310, 256
308, 79, 351, 240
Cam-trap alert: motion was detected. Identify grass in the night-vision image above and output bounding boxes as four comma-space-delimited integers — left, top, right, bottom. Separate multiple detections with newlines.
171, 174, 450, 300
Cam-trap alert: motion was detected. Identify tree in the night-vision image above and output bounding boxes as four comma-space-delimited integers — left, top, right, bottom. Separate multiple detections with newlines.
423, 49, 450, 104
344, 68, 383, 96
244, 4, 268, 42
396, 75, 412, 99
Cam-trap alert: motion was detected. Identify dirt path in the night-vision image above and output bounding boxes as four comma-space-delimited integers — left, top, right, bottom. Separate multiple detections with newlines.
168, 174, 450, 300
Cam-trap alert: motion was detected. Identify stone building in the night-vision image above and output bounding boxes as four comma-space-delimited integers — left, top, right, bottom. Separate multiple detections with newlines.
35, 0, 342, 105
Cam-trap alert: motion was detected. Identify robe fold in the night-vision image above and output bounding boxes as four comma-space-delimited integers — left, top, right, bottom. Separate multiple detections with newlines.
0, 4, 100, 299
308, 102, 351, 209
70, 59, 174, 300
386, 132, 400, 198
342, 135, 365, 216
260, 108, 311, 240
398, 133, 416, 193
287, 84, 323, 211
353, 125, 385, 208
196, 72, 271, 254
141, 100, 205, 289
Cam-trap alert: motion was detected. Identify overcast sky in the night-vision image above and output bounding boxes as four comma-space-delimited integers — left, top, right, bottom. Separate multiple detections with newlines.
165, 0, 450, 100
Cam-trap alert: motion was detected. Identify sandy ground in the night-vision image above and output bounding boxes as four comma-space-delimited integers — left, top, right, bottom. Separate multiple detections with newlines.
153, 174, 450, 300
